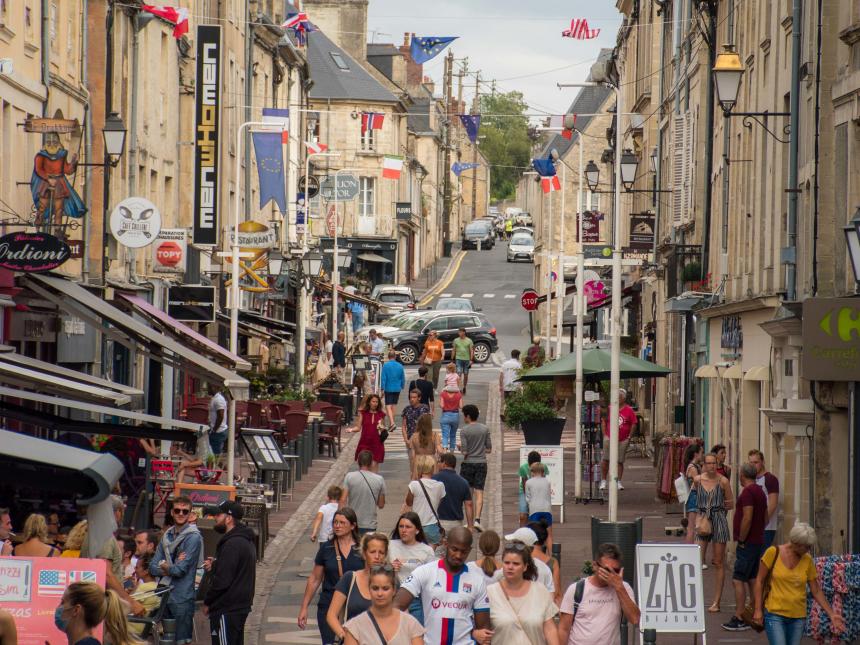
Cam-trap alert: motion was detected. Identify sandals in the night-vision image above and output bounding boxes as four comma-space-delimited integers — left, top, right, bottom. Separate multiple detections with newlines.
708, 603, 721, 613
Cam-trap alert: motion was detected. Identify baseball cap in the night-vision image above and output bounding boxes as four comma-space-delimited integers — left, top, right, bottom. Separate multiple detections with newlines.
202, 500, 244, 521
503, 527, 538, 546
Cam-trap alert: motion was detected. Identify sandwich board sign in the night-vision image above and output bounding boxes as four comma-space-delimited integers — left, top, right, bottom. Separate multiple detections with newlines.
636, 544, 705, 634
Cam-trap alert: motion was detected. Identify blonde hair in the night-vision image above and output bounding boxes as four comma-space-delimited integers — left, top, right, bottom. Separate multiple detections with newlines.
789, 522, 817, 547
21, 514, 49, 542
65, 582, 140, 645
529, 462, 545, 476
446, 362, 456, 372
360, 532, 389, 556
64, 520, 89, 551
415, 455, 436, 475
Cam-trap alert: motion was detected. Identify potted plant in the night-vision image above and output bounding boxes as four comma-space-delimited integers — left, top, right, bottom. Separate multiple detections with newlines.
504, 378, 565, 444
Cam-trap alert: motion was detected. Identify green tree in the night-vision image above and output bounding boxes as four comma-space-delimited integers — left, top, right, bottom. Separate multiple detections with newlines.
478, 91, 532, 200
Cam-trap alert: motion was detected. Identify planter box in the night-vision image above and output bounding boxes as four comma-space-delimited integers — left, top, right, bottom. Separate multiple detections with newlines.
521, 418, 566, 445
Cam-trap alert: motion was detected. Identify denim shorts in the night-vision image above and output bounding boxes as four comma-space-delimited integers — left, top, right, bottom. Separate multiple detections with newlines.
455, 359, 471, 374
529, 511, 553, 526
518, 491, 528, 514
764, 611, 805, 645
423, 522, 442, 544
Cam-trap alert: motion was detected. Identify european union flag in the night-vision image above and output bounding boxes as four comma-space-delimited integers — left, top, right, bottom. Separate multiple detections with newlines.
452, 162, 480, 177
252, 132, 286, 213
532, 155, 557, 177
459, 114, 481, 144
410, 36, 458, 64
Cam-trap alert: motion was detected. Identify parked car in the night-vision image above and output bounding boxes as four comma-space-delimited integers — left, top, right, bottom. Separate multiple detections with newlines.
507, 232, 535, 262
369, 284, 416, 322
384, 311, 498, 365
355, 310, 433, 343
461, 220, 495, 250
511, 226, 534, 236
435, 297, 479, 312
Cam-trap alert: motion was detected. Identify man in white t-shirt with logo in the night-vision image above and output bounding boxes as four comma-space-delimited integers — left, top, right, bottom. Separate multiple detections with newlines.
396, 527, 491, 645
208, 384, 228, 455
558, 543, 640, 645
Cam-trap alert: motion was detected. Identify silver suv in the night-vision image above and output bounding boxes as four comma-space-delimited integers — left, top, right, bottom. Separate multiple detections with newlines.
369, 284, 416, 322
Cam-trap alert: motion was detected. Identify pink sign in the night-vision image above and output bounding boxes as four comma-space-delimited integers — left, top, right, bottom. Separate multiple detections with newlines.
0, 556, 106, 645
583, 279, 608, 307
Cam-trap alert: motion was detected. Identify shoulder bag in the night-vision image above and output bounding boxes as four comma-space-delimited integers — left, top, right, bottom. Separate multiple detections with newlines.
366, 610, 389, 645
497, 582, 539, 645
360, 471, 380, 506
694, 511, 713, 537
418, 479, 446, 540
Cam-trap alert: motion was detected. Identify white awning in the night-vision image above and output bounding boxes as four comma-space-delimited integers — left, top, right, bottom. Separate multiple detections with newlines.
722, 364, 743, 379
357, 252, 392, 264
22, 274, 248, 398
694, 364, 720, 378
744, 365, 770, 381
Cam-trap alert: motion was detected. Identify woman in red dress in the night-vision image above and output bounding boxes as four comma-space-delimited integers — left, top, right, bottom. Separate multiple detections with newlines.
352, 393, 386, 472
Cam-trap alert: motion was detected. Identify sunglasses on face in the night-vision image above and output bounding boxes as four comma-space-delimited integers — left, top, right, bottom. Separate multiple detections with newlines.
172, 508, 191, 516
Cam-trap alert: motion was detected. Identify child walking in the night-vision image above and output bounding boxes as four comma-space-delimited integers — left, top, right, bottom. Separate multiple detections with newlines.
443, 362, 461, 391
525, 462, 554, 549
310, 485, 342, 543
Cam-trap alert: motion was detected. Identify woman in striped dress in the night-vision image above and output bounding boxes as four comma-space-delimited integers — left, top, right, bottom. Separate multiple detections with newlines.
695, 452, 733, 612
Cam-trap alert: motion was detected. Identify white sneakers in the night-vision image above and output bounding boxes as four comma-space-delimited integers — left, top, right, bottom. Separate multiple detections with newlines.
599, 480, 624, 490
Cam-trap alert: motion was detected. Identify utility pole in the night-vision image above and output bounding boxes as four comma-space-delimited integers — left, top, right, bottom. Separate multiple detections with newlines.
454, 60, 468, 234
442, 51, 454, 257
471, 71, 481, 221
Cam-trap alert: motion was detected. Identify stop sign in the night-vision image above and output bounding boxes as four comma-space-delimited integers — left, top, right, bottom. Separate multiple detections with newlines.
521, 288, 539, 311
155, 240, 183, 267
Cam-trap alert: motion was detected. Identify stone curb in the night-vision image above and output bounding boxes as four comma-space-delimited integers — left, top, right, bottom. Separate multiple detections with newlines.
486, 383, 503, 532
245, 431, 361, 645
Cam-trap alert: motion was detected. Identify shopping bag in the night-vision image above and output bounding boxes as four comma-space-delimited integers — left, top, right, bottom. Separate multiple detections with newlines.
674, 474, 689, 504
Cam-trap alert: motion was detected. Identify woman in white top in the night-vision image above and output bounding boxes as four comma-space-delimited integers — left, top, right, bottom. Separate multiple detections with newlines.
467, 530, 503, 582
389, 512, 435, 624
343, 564, 424, 645
404, 455, 446, 546
482, 542, 559, 645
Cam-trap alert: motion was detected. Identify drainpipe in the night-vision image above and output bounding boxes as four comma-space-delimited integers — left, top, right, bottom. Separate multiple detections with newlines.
244, 0, 254, 222
671, 0, 683, 114
786, 0, 801, 301
41, 0, 50, 116
81, 0, 91, 282
700, 3, 716, 282
127, 13, 143, 281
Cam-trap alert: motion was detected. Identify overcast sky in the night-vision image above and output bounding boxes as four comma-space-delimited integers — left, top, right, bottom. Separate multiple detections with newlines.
367, 0, 623, 119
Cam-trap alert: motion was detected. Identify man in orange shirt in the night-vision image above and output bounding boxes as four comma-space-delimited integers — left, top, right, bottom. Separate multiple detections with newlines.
419, 330, 445, 389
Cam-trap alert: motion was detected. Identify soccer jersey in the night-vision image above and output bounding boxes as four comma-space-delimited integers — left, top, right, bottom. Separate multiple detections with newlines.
402, 559, 490, 645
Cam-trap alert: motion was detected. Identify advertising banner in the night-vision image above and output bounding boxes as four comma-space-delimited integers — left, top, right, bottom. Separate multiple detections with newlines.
802, 298, 860, 381
0, 556, 107, 645
192, 25, 222, 245
636, 544, 705, 633
629, 212, 655, 250
152, 228, 187, 274
576, 211, 603, 243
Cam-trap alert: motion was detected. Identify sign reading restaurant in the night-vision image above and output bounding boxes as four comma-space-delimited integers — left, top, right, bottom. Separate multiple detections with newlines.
192, 25, 222, 245
802, 298, 860, 381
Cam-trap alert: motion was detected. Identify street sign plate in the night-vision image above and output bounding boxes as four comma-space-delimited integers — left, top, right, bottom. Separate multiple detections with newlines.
319, 174, 360, 201
521, 288, 539, 311
298, 175, 320, 199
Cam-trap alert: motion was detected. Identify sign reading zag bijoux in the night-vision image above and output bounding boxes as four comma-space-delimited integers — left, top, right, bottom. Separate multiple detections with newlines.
192, 25, 222, 246
0, 232, 71, 273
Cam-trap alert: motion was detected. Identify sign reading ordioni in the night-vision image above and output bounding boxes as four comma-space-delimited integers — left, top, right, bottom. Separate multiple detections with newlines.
0, 232, 71, 273
192, 25, 222, 245
802, 298, 860, 381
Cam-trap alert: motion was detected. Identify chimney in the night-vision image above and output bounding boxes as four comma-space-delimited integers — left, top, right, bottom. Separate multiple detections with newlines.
423, 76, 435, 95
398, 32, 424, 88
303, 0, 368, 61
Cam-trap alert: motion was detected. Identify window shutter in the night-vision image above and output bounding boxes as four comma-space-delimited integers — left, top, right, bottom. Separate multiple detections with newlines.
671, 114, 686, 227
683, 110, 695, 223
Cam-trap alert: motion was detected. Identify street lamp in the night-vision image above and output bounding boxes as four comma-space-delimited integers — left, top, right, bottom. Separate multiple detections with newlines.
102, 112, 127, 165
620, 149, 638, 191
267, 249, 285, 277
301, 250, 324, 282
712, 44, 744, 114
844, 207, 860, 283
649, 147, 658, 174
585, 160, 600, 192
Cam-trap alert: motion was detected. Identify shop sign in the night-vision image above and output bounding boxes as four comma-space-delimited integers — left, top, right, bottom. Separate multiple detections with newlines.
629, 212, 656, 249
227, 225, 276, 249
23, 117, 79, 133
636, 544, 705, 633
0, 556, 106, 644
167, 285, 215, 322
110, 197, 162, 248
801, 298, 860, 381
152, 229, 187, 274
298, 175, 320, 199
583, 244, 612, 259
395, 202, 412, 221
66, 240, 84, 259
174, 483, 236, 508
0, 232, 71, 273
319, 174, 359, 201
720, 315, 742, 352
576, 211, 603, 243
192, 25, 222, 245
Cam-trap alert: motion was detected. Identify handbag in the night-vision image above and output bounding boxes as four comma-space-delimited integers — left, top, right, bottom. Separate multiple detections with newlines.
674, 474, 690, 504
695, 512, 712, 537
376, 416, 389, 443
418, 479, 446, 540
334, 570, 358, 644
741, 546, 776, 632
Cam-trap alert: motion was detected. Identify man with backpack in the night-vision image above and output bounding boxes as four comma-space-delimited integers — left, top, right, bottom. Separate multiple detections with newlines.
557, 543, 640, 644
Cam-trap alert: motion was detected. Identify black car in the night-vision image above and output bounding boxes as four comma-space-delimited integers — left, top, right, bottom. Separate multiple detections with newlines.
461, 220, 495, 250
386, 311, 498, 365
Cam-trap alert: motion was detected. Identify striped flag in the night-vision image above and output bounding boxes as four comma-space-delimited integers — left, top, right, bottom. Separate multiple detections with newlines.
562, 18, 600, 40
361, 112, 385, 135
541, 176, 561, 194
37, 569, 67, 596
382, 155, 404, 180
140, 5, 190, 39
305, 141, 328, 154
262, 108, 290, 143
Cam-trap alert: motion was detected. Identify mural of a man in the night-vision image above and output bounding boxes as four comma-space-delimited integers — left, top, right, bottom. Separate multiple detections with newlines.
30, 132, 87, 226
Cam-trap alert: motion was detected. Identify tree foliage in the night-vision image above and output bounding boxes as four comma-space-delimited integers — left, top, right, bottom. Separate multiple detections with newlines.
478, 91, 532, 201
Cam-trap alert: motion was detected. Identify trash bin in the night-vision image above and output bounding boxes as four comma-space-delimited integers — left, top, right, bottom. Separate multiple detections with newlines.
590, 516, 643, 589
443, 241, 453, 257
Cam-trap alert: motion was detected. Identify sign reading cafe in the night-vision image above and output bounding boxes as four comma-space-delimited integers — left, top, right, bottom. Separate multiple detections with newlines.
193, 25, 222, 246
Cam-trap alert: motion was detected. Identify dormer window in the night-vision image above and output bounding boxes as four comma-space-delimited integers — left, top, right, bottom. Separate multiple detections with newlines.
330, 52, 349, 71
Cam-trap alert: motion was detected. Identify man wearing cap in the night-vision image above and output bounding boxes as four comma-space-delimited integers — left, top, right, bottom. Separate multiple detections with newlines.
203, 500, 257, 645
503, 527, 556, 596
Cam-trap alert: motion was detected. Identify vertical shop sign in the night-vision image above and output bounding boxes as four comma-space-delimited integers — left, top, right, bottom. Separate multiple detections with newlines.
192, 25, 222, 245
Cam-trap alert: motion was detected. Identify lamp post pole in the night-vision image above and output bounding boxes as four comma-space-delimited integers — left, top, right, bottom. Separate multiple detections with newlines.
608, 82, 623, 522
575, 135, 585, 501
331, 166, 355, 342
555, 161, 566, 358
545, 188, 553, 356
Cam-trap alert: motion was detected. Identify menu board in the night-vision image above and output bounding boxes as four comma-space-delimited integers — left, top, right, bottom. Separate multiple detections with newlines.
241, 429, 291, 471
0, 556, 106, 645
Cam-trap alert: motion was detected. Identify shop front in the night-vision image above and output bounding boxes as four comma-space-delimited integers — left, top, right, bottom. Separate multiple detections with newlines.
319, 237, 397, 286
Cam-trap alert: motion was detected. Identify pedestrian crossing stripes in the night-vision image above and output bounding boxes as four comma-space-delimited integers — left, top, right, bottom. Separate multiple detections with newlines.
440, 293, 453, 297
504, 294, 516, 298
483, 293, 495, 298
433, 293, 520, 300
461, 292, 474, 297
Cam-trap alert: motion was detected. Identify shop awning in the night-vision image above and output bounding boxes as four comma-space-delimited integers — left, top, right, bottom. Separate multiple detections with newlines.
216, 312, 282, 341
722, 363, 743, 379
744, 365, 770, 381
0, 349, 143, 406
22, 274, 248, 398
357, 252, 392, 264
0, 428, 124, 505
237, 310, 295, 335
312, 279, 380, 308
119, 294, 251, 371
694, 364, 720, 378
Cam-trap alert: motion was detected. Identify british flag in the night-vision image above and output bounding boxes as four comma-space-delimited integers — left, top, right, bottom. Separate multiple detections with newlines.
361, 112, 385, 135
70, 570, 97, 584
562, 19, 600, 40
281, 12, 315, 46
37, 570, 67, 596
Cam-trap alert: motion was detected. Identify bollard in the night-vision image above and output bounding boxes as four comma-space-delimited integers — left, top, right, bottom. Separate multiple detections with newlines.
643, 628, 657, 644
551, 542, 561, 566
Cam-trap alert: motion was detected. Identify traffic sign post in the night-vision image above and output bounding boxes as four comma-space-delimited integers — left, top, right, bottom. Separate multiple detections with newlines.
522, 288, 538, 344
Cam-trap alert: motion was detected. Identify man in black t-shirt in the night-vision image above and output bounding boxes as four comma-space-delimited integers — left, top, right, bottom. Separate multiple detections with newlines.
432, 453, 474, 535
408, 365, 435, 414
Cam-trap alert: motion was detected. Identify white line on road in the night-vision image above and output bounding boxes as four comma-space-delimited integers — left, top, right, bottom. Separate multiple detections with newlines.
440, 293, 452, 297
504, 294, 516, 298
483, 293, 495, 298
461, 293, 474, 297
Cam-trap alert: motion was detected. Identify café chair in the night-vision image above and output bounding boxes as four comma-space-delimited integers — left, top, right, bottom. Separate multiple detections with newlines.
127, 585, 173, 641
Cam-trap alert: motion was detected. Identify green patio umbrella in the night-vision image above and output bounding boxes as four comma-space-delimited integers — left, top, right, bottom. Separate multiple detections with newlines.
517, 348, 671, 382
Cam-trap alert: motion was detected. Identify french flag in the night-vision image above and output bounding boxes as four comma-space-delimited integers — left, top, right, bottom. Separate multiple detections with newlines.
361, 112, 385, 135
140, 5, 189, 39
305, 141, 328, 154
541, 176, 561, 194
262, 108, 290, 144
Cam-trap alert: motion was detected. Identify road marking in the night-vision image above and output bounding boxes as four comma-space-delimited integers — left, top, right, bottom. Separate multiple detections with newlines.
417, 250, 468, 306
461, 293, 474, 297
504, 294, 516, 299
440, 293, 453, 298
483, 293, 495, 298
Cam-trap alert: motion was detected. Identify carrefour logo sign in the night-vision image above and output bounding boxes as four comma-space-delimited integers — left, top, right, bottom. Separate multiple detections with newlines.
802, 298, 860, 381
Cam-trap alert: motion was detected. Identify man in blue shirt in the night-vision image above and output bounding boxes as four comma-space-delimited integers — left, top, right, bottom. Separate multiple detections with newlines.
433, 452, 474, 536
349, 301, 365, 332
380, 349, 405, 428
151, 496, 204, 644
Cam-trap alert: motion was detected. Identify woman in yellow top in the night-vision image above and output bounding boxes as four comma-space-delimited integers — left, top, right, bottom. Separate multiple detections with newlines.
753, 522, 844, 644
60, 520, 88, 558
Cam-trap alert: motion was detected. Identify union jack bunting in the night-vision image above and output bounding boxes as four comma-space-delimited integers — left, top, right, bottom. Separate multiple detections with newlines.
562, 19, 600, 40
282, 12, 315, 46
